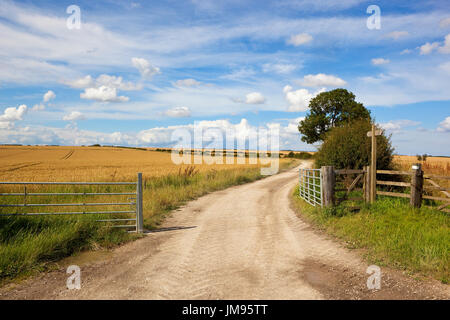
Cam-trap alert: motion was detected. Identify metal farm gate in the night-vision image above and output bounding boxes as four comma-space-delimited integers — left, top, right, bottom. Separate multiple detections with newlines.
0, 173, 144, 233
299, 168, 323, 207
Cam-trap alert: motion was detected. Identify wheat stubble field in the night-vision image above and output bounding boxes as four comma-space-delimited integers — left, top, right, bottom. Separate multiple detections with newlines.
0, 145, 299, 283
0, 145, 271, 181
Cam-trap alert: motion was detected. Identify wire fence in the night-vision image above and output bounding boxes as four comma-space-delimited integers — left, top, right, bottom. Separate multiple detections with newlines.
299, 168, 323, 207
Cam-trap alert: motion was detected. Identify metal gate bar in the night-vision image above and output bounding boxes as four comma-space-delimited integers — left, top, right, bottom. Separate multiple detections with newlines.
299, 168, 323, 207
0, 173, 144, 233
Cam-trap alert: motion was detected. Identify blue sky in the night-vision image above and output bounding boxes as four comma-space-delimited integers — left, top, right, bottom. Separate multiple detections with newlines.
0, 0, 449, 155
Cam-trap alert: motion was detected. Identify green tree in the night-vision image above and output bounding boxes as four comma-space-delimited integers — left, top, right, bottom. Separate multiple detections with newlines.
298, 89, 371, 144
315, 120, 394, 170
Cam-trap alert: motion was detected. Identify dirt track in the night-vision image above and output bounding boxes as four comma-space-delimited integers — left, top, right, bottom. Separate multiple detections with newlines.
1, 162, 448, 300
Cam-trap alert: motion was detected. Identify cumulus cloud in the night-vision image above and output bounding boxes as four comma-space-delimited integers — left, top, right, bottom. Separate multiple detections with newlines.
95, 74, 142, 91
66, 74, 141, 91
420, 41, 440, 55
371, 58, 390, 65
287, 33, 313, 46
66, 74, 141, 102
32, 104, 45, 111
262, 63, 297, 74
0, 104, 27, 129
285, 117, 305, 134
283, 85, 325, 112
437, 116, 450, 132
417, 34, 450, 55
43, 90, 56, 102
385, 31, 409, 40
132, 57, 161, 78
299, 73, 346, 87
0, 117, 310, 151
379, 119, 420, 132
164, 106, 191, 118
400, 49, 412, 55
138, 119, 279, 149
0, 105, 27, 121
80, 86, 129, 102
63, 111, 86, 121
438, 34, 450, 54
65, 75, 95, 89
245, 92, 266, 104
135, 118, 311, 151
174, 79, 201, 87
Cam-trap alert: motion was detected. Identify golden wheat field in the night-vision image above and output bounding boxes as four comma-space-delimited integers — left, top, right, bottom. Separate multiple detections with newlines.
393, 155, 450, 176
0, 145, 280, 182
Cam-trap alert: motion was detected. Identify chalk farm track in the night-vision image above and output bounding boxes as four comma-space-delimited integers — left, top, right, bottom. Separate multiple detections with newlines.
1, 163, 448, 300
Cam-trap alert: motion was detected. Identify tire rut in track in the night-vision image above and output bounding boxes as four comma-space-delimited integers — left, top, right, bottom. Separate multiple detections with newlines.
61, 150, 74, 160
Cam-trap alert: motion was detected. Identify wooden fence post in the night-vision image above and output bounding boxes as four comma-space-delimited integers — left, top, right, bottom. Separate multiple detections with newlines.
363, 165, 371, 203
322, 166, 335, 207
410, 163, 423, 208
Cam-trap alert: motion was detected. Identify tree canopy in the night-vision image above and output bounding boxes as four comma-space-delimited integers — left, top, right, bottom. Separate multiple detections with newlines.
315, 120, 394, 170
298, 89, 371, 144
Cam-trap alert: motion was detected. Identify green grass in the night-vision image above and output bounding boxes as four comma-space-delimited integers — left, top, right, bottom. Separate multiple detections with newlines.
0, 159, 299, 283
291, 186, 450, 283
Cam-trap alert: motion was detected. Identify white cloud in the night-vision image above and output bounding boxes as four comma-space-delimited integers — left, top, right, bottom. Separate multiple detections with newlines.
32, 104, 45, 111
63, 111, 86, 121
438, 34, 450, 54
80, 86, 129, 102
131, 57, 161, 78
380, 120, 420, 132
164, 106, 191, 118
420, 42, 440, 55
0, 104, 27, 121
0, 104, 27, 129
385, 31, 409, 40
437, 116, 450, 132
400, 49, 412, 55
66, 74, 141, 91
43, 90, 55, 102
440, 18, 450, 28
137, 118, 285, 149
299, 73, 346, 87
65, 75, 94, 89
0, 125, 134, 146
286, 33, 313, 46
262, 63, 297, 74
95, 74, 142, 91
245, 92, 266, 104
283, 85, 325, 112
285, 117, 305, 134
174, 79, 201, 87
371, 58, 390, 65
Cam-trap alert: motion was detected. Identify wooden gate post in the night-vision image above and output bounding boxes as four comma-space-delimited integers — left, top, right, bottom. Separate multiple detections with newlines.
363, 165, 371, 203
367, 124, 382, 204
322, 166, 335, 207
410, 163, 423, 208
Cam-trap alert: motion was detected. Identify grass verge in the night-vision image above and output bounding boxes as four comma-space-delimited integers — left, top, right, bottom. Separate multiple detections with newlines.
0, 159, 299, 284
290, 186, 449, 283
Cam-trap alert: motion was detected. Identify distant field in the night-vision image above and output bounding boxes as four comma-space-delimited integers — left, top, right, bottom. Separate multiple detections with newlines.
0, 146, 272, 182
393, 155, 450, 176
